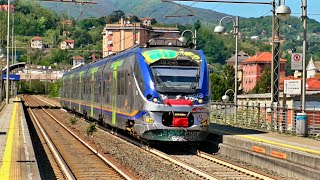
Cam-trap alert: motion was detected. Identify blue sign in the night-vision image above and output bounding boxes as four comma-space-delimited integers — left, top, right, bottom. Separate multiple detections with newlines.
2, 74, 20, 81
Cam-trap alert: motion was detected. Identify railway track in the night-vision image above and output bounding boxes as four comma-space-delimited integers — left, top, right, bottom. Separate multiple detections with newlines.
170, 150, 275, 180
28, 95, 277, 179
23, 95, 134, 179
97, 123, 276, 180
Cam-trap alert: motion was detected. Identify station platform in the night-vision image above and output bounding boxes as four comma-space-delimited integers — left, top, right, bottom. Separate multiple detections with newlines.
0, 97, 40, 179
208, 123, 320, 180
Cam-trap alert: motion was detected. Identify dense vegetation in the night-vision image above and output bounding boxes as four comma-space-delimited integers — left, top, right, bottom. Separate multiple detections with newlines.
0, 0, 319, 99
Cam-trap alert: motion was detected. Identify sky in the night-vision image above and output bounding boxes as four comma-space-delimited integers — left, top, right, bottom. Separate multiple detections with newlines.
181, 0, 320, 22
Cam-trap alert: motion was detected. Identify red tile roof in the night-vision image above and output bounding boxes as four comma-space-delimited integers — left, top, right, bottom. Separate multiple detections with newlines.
73, 56, 84, 61
0, 5, 15, 12
243, 52, 286, 64
306, 78, 320, 90
32, 36, 42, 41
280, 76, 320, 91
64, 39, 75, 43
139, 17, 153, 21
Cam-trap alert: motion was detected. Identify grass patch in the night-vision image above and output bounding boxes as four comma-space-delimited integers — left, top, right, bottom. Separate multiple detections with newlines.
69, 116, 78, 125
86, 123, 97, 136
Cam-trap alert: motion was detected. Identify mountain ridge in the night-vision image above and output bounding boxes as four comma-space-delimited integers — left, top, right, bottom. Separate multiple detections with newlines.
39, 0, 229, 24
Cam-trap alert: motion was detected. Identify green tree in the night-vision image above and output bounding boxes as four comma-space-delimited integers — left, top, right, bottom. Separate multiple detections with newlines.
49, 80, 61, 97
210, 64, 237, 101
252, 67, 272, 93
106, 10, 125, 23
210, 73, 225, 100
194, 20, 201, 31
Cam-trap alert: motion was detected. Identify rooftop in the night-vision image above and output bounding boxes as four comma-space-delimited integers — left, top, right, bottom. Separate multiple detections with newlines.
73, 55, 84, 61
32, 36, 42, 41
242, 52, 286, 64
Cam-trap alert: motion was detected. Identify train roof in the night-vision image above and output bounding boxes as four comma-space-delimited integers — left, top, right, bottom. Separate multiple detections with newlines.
65, 38, 201, 75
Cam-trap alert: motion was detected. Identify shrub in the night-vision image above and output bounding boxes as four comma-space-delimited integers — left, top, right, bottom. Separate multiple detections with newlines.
69, 116, 78, 125
86, 123, 97, 136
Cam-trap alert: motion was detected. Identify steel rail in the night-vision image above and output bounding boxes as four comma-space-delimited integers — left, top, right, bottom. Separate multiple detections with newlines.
147, 147, 218, 180
96, 126, 218, 179
28, 108, 75, 179
26, 95, 134, 179
196, 150, 275, 180
34, 95, 57, 107
41, 108, 133, 180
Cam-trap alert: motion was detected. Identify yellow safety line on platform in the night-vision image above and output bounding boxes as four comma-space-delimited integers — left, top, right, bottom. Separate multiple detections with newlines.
212, 129, 320, 155
0, 98, 18, 179
236, 135, 320, 155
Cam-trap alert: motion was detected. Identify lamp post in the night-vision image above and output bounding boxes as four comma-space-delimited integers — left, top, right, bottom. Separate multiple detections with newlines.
222, 89, 235, 103
271, 0, 291, 105
215, 16, 239, 124
178, 29, 197, 48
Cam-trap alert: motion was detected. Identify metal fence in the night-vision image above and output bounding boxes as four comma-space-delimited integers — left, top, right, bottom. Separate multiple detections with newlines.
210, 101, 320, 137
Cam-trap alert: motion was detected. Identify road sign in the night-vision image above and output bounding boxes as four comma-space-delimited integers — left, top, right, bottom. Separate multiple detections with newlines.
284, 80, 301, 95
291, 53, 303, 70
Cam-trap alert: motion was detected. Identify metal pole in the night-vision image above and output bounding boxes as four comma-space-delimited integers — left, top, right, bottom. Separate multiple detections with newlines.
271, 0, 281, 105
301, 0, 307, 113
194, 29, 197, 49
6, 0, 11, 104
234, 16, 239, 124
11, 12, 14, 65
14, 43, 16, 63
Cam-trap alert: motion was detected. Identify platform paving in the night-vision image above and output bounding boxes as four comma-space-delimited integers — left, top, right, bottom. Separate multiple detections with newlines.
0, 97, 40, 179
208, 123, 320, 180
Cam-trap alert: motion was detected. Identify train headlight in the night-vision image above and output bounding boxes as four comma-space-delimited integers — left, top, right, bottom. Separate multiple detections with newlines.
198, 98, 203, 104
152, 97, 158, 103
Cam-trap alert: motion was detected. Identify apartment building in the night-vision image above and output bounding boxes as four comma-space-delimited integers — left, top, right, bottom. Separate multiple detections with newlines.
101, 18, 180, 58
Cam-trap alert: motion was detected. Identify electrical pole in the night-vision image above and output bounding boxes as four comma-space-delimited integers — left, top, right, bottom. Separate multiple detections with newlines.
271, 0, 281, 105
6, 0, 11, 104
301, 0, 307, 113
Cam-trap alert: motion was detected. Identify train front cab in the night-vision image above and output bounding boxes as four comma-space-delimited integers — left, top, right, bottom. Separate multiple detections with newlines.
132, 47, 210, 142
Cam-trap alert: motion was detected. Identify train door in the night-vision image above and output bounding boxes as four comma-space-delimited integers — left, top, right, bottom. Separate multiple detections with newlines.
126, 54, 135, 113
111, 59, 124, 125
79, 71, 85, 112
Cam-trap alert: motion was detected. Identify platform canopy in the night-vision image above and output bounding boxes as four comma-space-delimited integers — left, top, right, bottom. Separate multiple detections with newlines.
1, 62, 26, 74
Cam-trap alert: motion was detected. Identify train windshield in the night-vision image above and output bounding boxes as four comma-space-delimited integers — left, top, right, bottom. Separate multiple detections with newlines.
152, 66, 200, 90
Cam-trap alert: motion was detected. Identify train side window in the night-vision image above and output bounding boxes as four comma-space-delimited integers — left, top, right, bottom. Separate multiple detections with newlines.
124, 70, 128, 95
121, 72, 125, 95
117, 71, 123, 96
134, 60, 146, 92
117, 72, 121, 95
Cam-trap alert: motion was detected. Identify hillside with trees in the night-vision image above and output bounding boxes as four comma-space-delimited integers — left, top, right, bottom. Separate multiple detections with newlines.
0, 0, 319, 99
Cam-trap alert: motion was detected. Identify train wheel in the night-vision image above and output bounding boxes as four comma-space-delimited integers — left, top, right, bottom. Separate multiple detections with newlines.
83, 111, 88, 120
98, 114, 103, 125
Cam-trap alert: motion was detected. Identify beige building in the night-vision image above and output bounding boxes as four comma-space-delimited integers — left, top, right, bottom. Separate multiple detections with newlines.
139, 17, 154, 26
101, 19, 180, 58
72, 56, 85, 67
31, 36, 43, 49
61, 39, 75, 50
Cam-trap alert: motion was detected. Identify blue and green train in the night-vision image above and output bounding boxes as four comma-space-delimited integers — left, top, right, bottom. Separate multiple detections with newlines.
60, 41, 210, 141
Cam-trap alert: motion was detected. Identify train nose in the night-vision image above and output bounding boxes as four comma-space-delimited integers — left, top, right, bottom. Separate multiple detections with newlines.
162, 112, 194, 127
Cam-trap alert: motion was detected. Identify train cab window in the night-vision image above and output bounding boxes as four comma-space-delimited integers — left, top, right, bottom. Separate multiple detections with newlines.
151, 66, 200, 89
